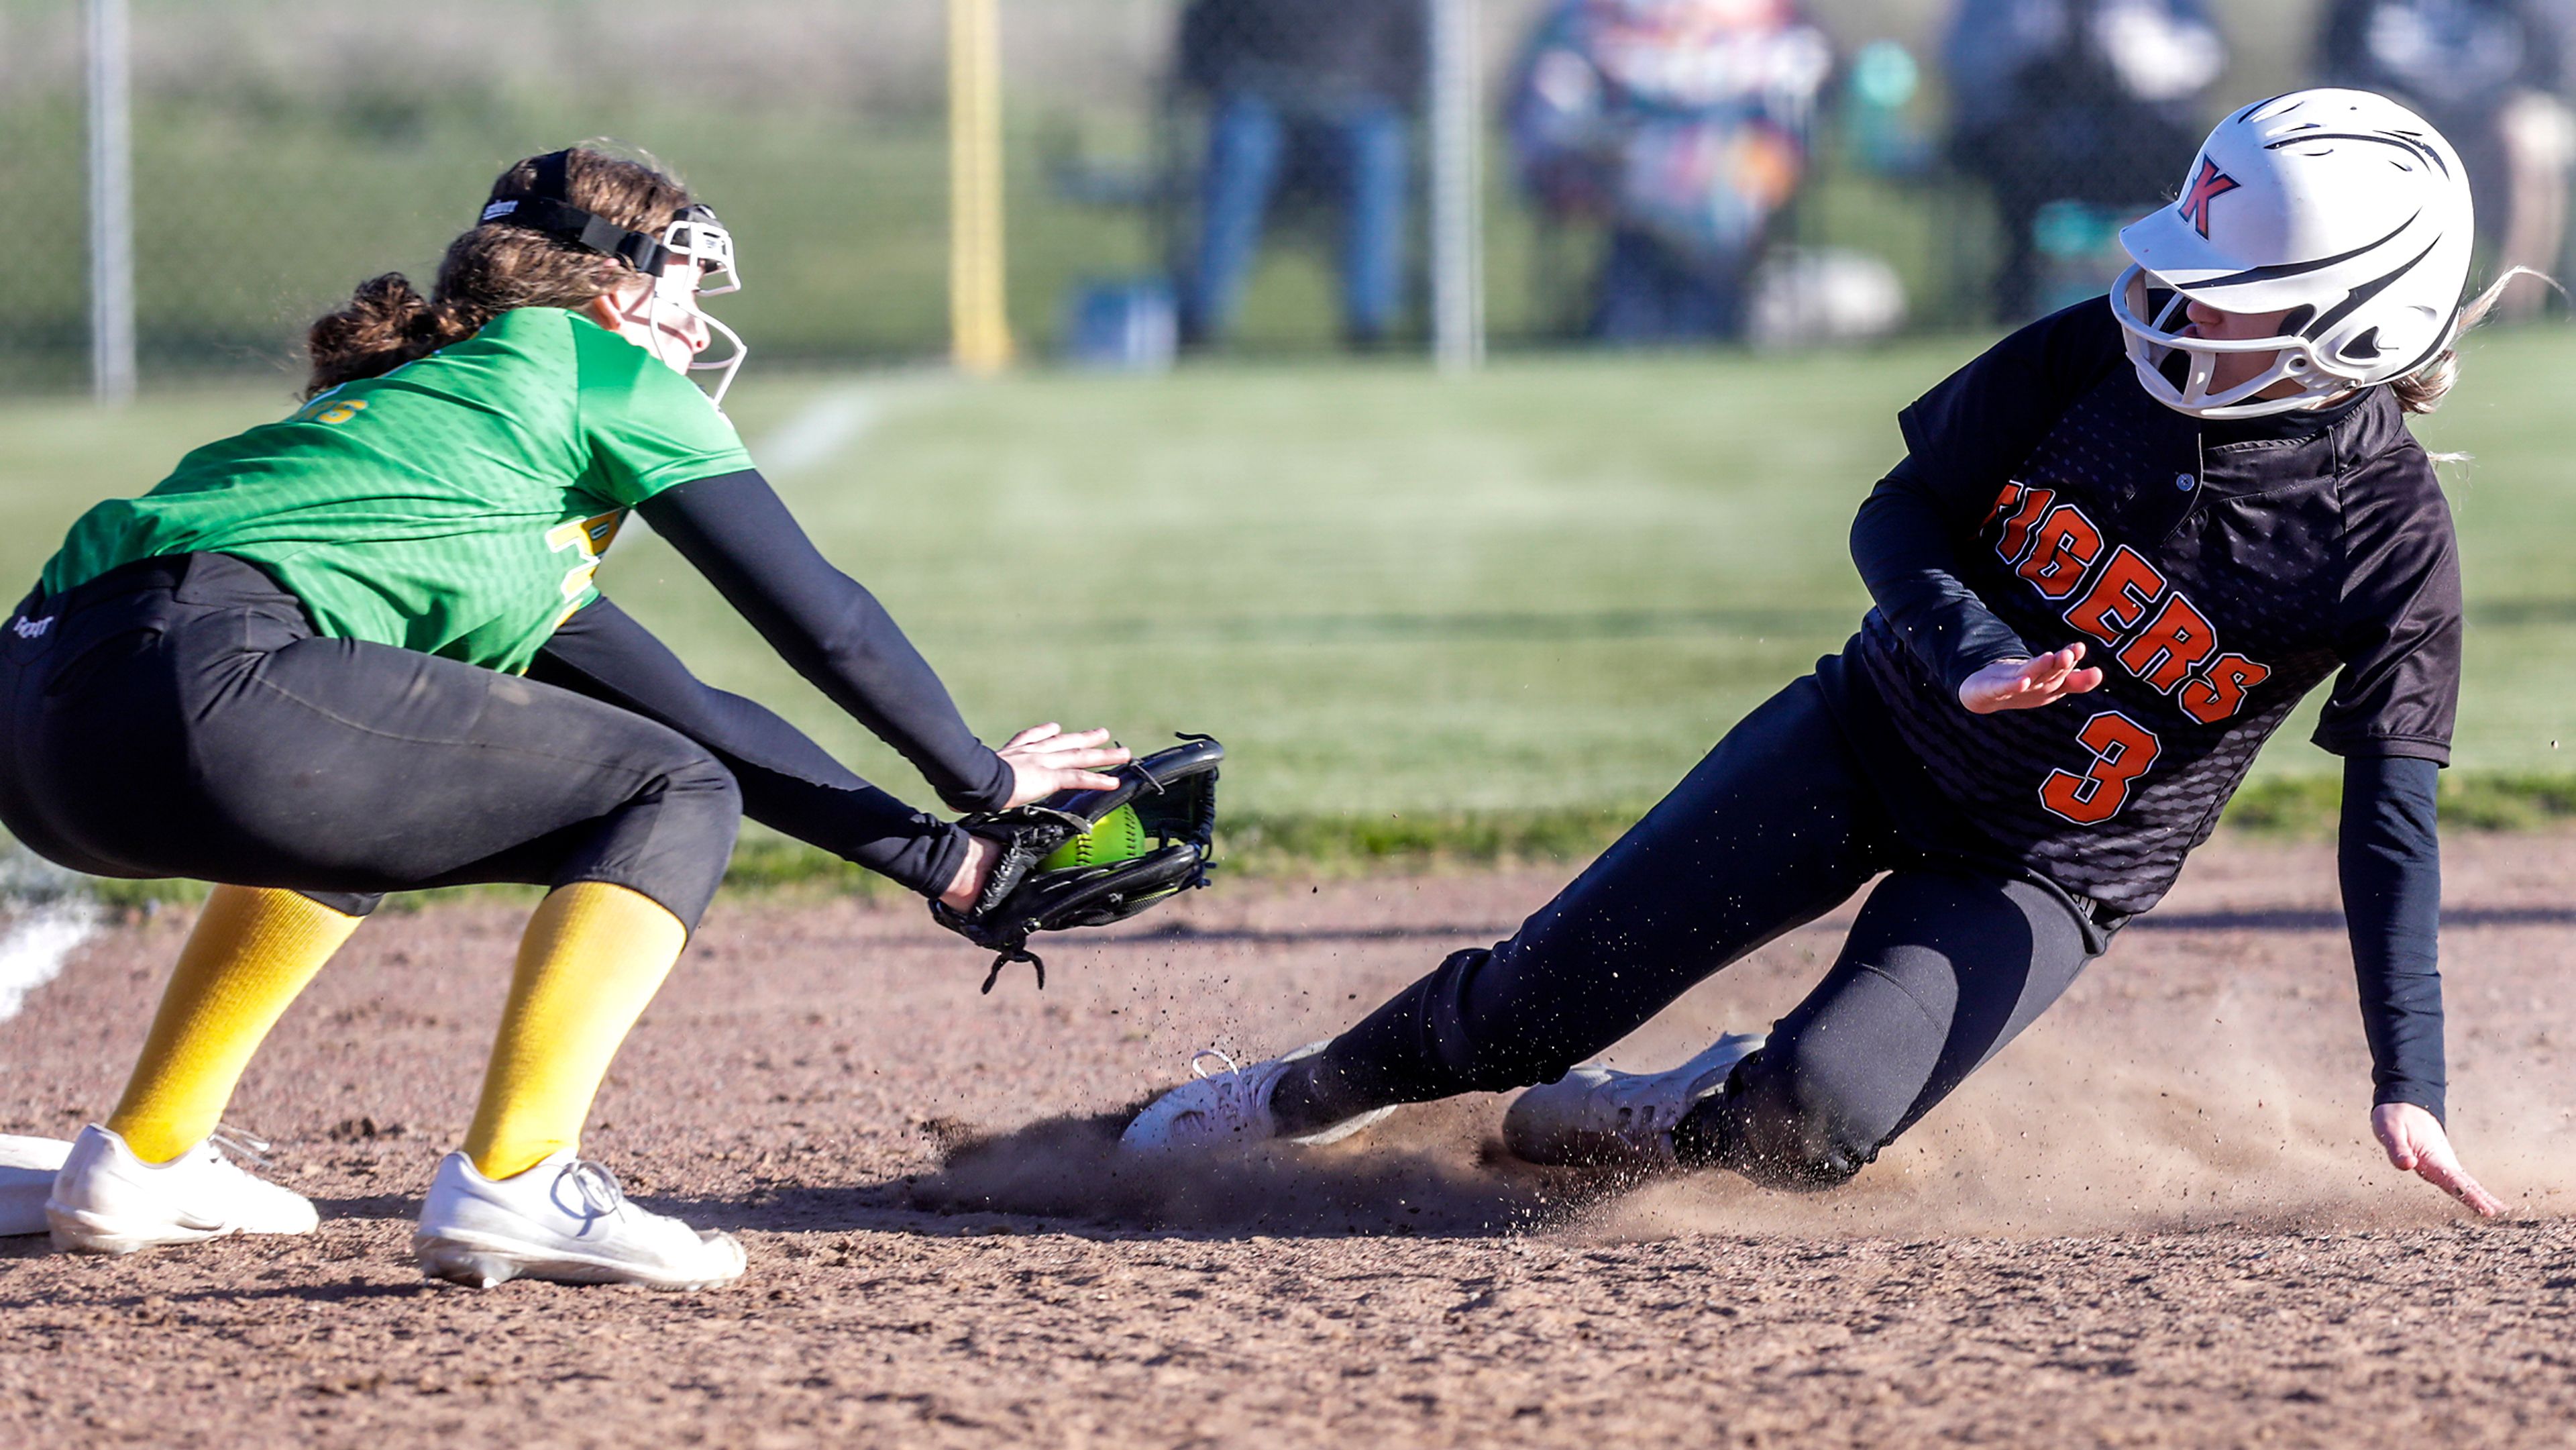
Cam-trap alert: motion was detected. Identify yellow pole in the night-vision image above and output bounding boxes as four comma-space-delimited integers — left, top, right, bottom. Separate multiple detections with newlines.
948, 0, 1014, 374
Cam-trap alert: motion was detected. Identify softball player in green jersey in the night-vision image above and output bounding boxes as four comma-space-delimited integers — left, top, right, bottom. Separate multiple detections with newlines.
3, 147, 1128, 1288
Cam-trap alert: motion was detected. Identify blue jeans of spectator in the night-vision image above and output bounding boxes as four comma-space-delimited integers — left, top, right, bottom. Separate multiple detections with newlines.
1183, 90, 1409, 347
1591, 227, 1751, 343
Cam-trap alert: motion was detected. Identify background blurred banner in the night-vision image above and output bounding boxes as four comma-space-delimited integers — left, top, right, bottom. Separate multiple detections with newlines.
0, 0, 2537, 391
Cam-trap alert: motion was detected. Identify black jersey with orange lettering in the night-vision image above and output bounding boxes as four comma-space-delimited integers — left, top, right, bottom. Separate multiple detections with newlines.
1837, 299, 2461, 916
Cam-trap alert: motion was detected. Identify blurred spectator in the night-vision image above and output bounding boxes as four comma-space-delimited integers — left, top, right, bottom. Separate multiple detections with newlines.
1174, 0, 1428, 350
1943, 0, 2225, 322
1506, 0, 1834, 342
2318, 0, 2576, 319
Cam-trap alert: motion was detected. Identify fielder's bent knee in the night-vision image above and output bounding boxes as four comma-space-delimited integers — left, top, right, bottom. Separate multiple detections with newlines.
566, 743, 743, 932
668, 748, 744, 821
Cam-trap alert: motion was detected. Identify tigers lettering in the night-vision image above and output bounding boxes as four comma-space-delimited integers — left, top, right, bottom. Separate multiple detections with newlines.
1987, 486, 2269, 725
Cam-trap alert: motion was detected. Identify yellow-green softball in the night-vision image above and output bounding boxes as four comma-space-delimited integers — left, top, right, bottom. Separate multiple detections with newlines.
1037, 803, 1150, 871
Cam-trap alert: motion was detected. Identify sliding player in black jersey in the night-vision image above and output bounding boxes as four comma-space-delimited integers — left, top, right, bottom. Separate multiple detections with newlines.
1122, 89, 2508, 1218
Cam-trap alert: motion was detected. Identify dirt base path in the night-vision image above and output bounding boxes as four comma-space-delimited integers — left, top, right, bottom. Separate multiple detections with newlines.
6, 837, 2576, 1447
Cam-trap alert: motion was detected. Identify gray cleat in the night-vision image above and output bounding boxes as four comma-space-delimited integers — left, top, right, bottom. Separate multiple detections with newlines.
1501, 1032, 1768, 1170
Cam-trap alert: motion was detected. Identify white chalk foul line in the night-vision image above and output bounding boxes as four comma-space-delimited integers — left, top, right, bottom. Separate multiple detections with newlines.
0, 900, 99, 1025
754, 382, 884, 481
0, 846, 102, 1026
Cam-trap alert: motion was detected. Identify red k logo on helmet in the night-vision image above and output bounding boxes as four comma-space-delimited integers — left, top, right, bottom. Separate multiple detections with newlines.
2177, 158, 2241, 238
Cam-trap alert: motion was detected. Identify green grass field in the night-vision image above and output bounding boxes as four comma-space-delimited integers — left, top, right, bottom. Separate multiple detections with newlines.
3, 331, 2573, 885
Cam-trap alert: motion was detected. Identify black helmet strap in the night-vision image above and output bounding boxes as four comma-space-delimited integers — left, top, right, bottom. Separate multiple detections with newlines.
477, 149, 675, 276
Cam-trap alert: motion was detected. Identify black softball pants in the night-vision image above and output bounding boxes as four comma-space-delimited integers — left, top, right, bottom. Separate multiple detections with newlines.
1306, 674, 2104, 1188
0, 554, 741, 929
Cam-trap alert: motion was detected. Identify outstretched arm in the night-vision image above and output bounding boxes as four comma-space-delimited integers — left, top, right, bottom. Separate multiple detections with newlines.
534, 597, 971, 898
2339, 752, 2501, 1216
636, 470, 1124, 812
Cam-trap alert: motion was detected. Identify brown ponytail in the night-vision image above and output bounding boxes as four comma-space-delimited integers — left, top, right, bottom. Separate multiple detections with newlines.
303, 146, 692, 398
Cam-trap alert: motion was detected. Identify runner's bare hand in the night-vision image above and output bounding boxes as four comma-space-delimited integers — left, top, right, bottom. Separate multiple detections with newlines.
1959, 644, 2106, 715
2373, 1102, 2504, 1218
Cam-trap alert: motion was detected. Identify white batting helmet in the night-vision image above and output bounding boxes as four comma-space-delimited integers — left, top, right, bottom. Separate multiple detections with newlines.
2112, 89, 2475, 419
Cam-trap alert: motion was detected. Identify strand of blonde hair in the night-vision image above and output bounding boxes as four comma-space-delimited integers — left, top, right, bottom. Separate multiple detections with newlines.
2396, 266, 2559, 418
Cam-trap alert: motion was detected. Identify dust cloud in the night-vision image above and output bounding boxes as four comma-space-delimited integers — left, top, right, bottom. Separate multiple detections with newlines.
914, 942, 2576, 1241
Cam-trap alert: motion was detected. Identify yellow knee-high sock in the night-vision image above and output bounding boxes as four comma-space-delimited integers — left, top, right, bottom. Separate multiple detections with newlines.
107, 886, 366, 1164
462, 882, 688, 1181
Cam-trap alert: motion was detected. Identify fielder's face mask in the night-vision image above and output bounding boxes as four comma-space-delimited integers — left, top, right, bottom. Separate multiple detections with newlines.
478, 150, 750, 408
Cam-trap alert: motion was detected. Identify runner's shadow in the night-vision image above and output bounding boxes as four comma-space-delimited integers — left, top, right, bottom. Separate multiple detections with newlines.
308, 1192, 419, 1222
675, 1102, 1641, 1241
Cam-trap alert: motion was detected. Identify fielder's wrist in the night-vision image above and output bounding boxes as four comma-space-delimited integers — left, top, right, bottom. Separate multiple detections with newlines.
939, 833, 1000, 911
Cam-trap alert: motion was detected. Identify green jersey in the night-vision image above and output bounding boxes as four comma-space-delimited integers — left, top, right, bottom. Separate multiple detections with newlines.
41, 307, 753, 674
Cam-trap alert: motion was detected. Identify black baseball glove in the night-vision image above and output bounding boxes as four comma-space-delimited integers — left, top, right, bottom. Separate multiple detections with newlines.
930, 735, 1221, 991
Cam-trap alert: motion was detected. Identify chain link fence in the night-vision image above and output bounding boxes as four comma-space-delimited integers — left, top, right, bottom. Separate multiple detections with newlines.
9, 0, 2561, 393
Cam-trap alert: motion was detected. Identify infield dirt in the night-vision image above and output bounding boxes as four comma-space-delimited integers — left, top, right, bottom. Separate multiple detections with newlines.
6, 835, 2576, 1447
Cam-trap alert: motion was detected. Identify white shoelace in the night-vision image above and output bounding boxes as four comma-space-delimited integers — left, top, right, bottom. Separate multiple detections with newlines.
1171, 1047, 1276, 1136
205, 1125, 274, 1168
555, 1159, 630, 1226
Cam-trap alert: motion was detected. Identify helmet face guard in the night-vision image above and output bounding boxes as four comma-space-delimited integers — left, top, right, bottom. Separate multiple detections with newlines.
2110, 90, 2472, 421
650, 205, 747, 408
481, 152, 750, 409
2108, 266, 2361, 419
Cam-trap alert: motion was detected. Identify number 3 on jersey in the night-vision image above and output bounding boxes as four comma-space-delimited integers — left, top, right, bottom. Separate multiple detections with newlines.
2039, 710, 2162, 825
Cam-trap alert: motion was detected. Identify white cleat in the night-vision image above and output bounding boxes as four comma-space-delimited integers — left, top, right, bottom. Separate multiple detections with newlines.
46, 1123, 319, 1255
1120, 1041, 1396, 1153
1502, 1031, 1768, 1171
413, 1151, 746, 1292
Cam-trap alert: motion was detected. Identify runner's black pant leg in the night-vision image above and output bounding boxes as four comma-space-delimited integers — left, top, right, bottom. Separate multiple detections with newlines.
1674, 869, 2098, 1188
1306, 678, 1892, 1108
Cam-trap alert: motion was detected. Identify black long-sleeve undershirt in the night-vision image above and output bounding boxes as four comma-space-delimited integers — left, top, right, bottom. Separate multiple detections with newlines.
2339, 753, 2447, 1120
515, 467, 1017, 900
530, 597, 971, 899
634, 470, 1014, 815
1850, 463, 2449, 1120
1851, 459, 2033, 696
